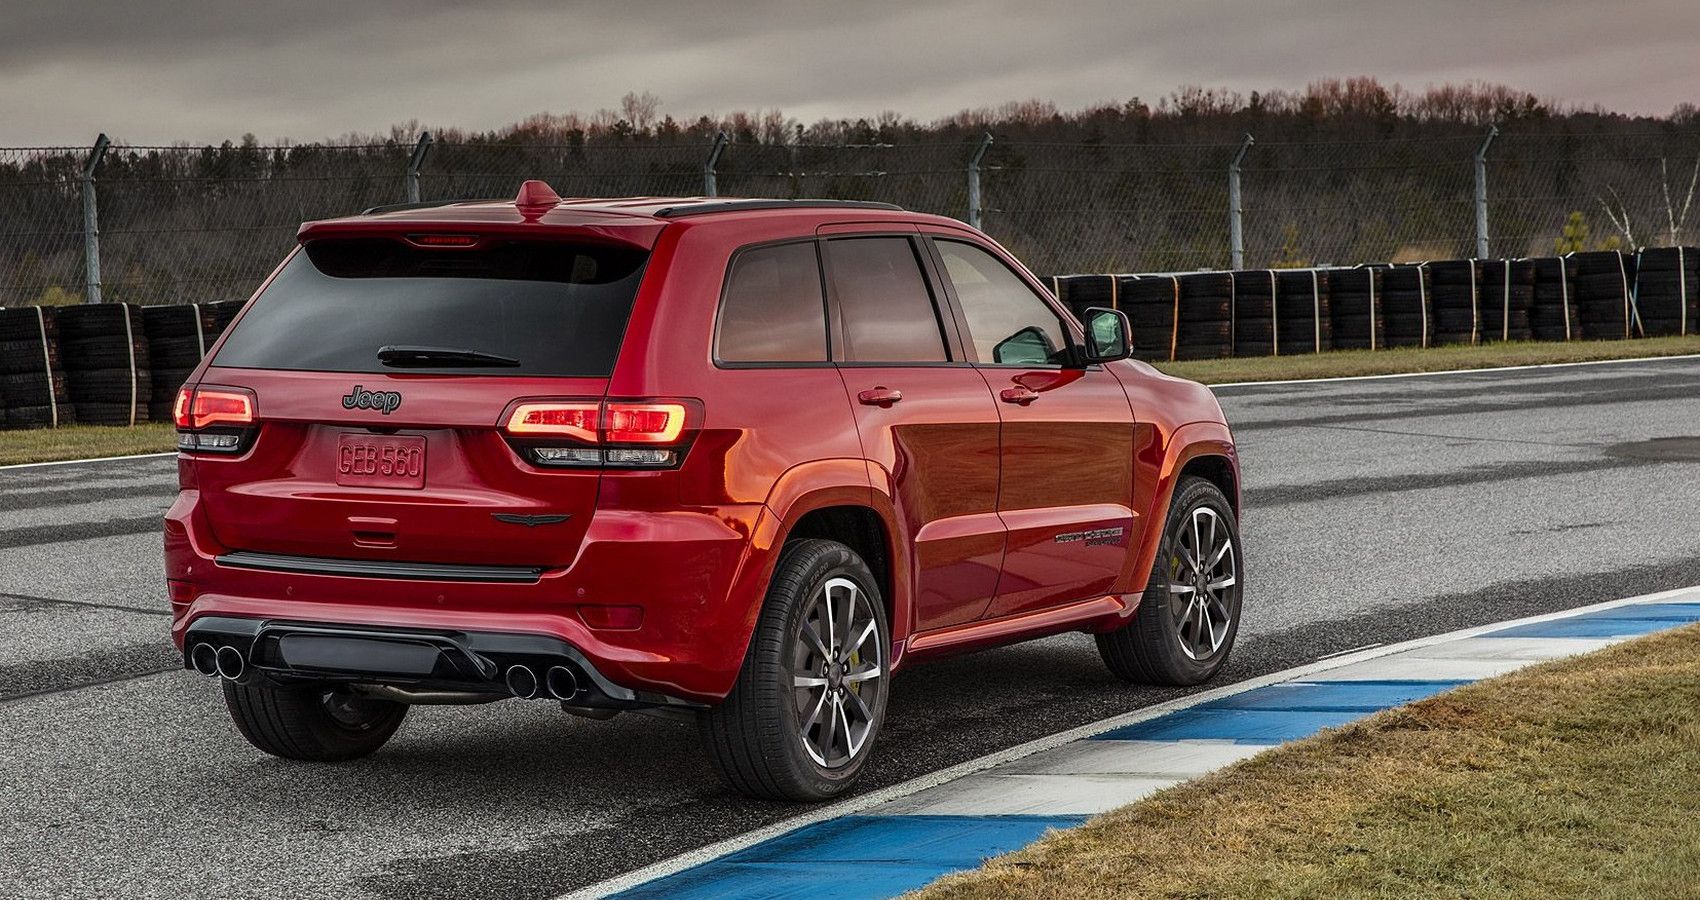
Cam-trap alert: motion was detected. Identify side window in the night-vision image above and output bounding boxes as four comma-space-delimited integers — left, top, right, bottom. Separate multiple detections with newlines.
716, 241, 828, 363
825, 237, 949, 363
934, 239, 1071, 366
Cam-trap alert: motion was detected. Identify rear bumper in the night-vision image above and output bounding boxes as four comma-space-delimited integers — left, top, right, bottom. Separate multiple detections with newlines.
165, 486, 774, 703
181, 616, 698, 708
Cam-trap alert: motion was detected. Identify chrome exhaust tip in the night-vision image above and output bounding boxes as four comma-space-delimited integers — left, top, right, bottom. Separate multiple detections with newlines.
545, 666, 579, 701
190, 643, 219, 677
214, 645, 246, 681
505, 665, 539, 700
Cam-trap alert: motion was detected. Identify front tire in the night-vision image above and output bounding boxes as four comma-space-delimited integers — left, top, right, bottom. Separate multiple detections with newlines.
699, 539, 890, 801
1098, 476, 1243, 685
222, 680, 407, 762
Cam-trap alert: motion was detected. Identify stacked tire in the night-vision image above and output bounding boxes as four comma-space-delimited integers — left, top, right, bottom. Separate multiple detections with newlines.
1573, 251, 1636, 340
1379, 264, 1431, 348
1053, 275, 1119, 324
204, 298, 247, 333
57, 304, 151, 426
1531, 256, 1579, 341
1478, 259, 1535, 342
1428, 260, 1481, 345
0, 307, 75, 428
1174, 273, 1233, 360
1121, 275, 1181, 362
1273, 269, 1331, 354
1230, 270, 1279, 357
1633, 247, 1698, 336
1326, 267, 1384, 350
142, 304, 221, 422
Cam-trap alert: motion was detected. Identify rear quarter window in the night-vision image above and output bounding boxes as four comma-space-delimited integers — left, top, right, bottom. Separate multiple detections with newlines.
715, 241, 828, 364
212, 238, 648, 377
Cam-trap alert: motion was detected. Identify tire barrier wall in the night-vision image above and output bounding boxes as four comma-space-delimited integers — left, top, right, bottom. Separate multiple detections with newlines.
1053, 247, 1697, 362
0, 299, 244, 430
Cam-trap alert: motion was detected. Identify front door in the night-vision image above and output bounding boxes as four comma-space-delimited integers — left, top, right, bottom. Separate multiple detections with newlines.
926, 235, 1138, 620
822, 233, 1005, 632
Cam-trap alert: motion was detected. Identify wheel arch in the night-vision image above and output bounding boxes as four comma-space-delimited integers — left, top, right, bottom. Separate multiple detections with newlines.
1123, 421, 1240, 605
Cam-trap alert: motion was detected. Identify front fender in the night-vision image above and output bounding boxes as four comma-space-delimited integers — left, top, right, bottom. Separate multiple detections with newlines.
1113, 420, 1238, 624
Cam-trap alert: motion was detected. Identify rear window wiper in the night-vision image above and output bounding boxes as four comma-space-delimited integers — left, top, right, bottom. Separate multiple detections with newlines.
377, 345, 521, 367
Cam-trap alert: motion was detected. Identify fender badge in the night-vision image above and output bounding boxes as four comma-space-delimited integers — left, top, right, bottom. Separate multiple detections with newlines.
492, 513, 573, 527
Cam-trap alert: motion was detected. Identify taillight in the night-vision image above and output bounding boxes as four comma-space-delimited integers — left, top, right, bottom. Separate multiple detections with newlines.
500, 398, 700, 469
175, 385, 257, 454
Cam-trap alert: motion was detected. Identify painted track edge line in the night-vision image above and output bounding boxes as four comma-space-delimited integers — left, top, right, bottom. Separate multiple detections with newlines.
557, 583, 1700, 900
1206, 352, 1700, 390
0, 451, 174, 472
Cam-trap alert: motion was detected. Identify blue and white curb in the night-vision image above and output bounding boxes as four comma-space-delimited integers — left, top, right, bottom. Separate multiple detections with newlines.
565, 587, 1700, 900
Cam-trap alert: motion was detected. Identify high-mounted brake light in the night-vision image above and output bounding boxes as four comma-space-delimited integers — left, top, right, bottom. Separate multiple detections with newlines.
406, 233, 480, 248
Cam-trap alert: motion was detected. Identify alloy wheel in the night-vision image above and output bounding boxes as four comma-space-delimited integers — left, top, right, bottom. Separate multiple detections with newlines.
789, 576, 884, 769
1167, 505, 1237, 660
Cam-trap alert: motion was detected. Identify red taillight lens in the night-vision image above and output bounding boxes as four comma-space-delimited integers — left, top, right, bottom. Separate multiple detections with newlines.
500, 398, 700, 469
176, 385, 257, 454
604, 402, 687, 443
173, 387, 193, 428
505, 402, 601, 442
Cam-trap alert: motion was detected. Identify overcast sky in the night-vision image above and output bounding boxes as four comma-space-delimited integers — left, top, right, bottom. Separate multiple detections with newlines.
5, 0, 1698, 146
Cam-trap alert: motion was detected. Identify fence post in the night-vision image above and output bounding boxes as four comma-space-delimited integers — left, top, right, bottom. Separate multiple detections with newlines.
1228, 133, 1254, 270
405, 131, 433, 204
703, 131, 728, 197
966, 133, 993, 231
1474, 124, 1499, 258
81, 133, 111, 304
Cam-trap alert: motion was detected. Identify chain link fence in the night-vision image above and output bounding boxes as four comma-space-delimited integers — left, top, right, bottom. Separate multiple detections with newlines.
2, 128, 1696, 306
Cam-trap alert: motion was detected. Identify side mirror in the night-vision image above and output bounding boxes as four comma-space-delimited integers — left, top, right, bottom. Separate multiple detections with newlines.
1080, 307, 1132, 363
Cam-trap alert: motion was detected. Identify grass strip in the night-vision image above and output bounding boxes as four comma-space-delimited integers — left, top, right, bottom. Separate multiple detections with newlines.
1157, 334, 1700, 384
0, 423, 176, 466
913, 624, 1700, 900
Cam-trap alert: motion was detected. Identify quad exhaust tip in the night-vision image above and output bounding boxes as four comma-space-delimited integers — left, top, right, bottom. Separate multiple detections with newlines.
545, 666, 580, 701
505, 665, 540, 700
213, 645, 246, 681
190, 643, 219, 677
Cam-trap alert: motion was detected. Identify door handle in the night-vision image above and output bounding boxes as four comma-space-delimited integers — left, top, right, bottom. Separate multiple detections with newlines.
999, 386, 1039, 406
858, 387, 903, 408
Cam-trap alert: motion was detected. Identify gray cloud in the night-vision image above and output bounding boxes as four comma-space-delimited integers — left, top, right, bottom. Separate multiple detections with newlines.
4, 0, 1697, 146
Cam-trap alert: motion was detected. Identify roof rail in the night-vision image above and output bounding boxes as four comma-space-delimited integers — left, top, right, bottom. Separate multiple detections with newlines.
651, 199, 904, 218
361, 199, 479, 216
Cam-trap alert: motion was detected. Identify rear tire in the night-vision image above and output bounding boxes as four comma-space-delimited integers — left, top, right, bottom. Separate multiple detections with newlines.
1098, 476, 1243, 686
222, 680, 407, 762
699, 539, 890, 801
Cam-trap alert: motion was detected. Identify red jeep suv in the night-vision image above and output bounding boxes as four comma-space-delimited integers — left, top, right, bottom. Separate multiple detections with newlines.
165, 182, 1242, 801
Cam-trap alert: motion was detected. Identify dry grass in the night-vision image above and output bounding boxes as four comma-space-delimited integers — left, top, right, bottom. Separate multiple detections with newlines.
0, 423, 176, 466
1157, 334, 1700, 384
911, 624, 1700, 900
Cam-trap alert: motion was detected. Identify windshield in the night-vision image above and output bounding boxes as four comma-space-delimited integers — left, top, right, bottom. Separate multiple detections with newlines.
212, 237, 648, 377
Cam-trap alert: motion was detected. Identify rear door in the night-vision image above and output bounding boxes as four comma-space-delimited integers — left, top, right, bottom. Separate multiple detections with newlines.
925, 235, 1138, 619
190, 235, 648, 567
822, 231, 1006, 632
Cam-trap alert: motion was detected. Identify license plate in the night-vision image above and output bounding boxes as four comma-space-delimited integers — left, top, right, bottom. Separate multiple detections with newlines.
336, 434, 425, 489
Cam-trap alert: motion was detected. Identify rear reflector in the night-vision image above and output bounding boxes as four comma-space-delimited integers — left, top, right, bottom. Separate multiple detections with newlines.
578, 604, 644, 630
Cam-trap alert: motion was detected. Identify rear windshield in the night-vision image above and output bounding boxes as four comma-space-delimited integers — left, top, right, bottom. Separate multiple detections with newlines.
212, 238, 648, 377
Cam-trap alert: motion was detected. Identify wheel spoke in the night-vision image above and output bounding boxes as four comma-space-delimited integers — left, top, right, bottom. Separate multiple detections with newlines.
802, 622, 832, 663
793, 675, 829, 689
1168, 582, 1196, 595
1190, 513, 1203, 571
835, 697, 856, 758
845, 663, 882, 683
1207, 575, 1237, 591
834, 584, 856, 655
1207, 539, 1232, 569
840, 620, 876, 664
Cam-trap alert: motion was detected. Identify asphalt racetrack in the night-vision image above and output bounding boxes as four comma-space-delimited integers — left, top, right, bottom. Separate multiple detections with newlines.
5, 356, 1700, 899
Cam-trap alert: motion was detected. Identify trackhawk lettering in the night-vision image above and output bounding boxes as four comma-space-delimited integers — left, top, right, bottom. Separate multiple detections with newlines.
341, 385, 402, 415
1054, 526, 1126, 547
